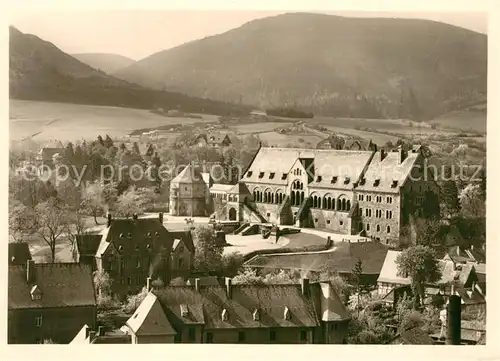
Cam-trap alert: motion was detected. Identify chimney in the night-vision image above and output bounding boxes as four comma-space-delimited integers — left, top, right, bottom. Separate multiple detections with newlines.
195, 278, 200, 292
380, 148, 386, 161
132, 213, 138, 220
225, 278, 233, 299
88, 331, 96, 341
446, 295, 462, 345
159, 212, 164, 224
301, 278, 310, 297
26, 260, 34, 283
107, 213, 112, 228
85, 326, 90, 339
146, 277, 152, 292
97, 326, 105, 337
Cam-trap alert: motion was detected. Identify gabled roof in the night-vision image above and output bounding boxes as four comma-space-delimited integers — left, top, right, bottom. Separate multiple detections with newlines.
126, 292, 177, 336
169, 230, 194, 253
356, 149, 422, 194
170, 164, 206, 185
75, 234, 102, 256
243, 147, 374, 188
200, 133, 231, 145
8, 242, 32, 265
95, 218, 174, 258
210, 183, 234, 193
154, 283, 321, 330
8, 263, 96, 309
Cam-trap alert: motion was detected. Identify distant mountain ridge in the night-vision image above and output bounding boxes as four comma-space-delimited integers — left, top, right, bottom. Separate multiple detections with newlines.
72, 53, 136, 74
9, 26, 250, 116
114, 12, 487, 121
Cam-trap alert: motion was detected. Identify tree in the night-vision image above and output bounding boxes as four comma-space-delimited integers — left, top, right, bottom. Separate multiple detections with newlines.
440, 167, 460, 217
352, 258, 364, 314
395, 246, 442, 308
97, 135, 105, 147
81, 182, 107, 224
459, 183, 485, 218
114, 187, 152, 218
170, 277, 186, 286
34, 198, 72, 263
132, 142, 141, 155
93, 270, 112, 297
193, 226, 223, 274
9, 202, 37, 242
232, 269, 265, 284
221, 252, 244, 277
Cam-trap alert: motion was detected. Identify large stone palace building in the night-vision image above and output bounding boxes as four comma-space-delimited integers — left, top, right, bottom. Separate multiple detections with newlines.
209, 144, 437, 245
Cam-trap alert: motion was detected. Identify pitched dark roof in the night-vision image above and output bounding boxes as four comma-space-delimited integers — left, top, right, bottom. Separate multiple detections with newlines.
169, 230, 195, 253
8, 263, 96, 309
8, 242, 32, 265
197, 133, 231, 145
154, 283, 321, 330
96, 218, 173, 258
75, 234, 102, 256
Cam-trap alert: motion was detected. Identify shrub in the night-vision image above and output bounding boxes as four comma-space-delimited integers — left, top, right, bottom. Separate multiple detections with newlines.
123, 287, 148, 314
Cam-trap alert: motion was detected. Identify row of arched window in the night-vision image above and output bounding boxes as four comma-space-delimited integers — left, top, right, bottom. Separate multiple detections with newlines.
290, 191, 305, 206
311, 195, 351, 211
253, 189, 285, 204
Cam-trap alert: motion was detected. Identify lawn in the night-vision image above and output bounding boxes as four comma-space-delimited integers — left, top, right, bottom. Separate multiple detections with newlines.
9, 99, 216, 142
429, 108, 486, 134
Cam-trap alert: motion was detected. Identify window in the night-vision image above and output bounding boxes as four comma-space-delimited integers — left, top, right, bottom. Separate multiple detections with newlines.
270, 330, 277, 342
366, 195, 372, 202
269, 172, 275, 179
246, 171, 252, 177
120, 258, 125, 271
184, 187, 188, 191
281, 173, 288, 180
366, 224, 370, 231
340, 220, 344, 226
331, 176, 338, 184
127, 277, 132, 285
300, 330, 307, 342
359, 208, 363, 216
136, 257, 141, 268
178, 258, 184, 268
387, 226, 391, 234
120, 277, 125, 285
376, 225, 381, 232
316, 175, 322, 182
35, 315, 42, 327
314, 218, 318, 223
358, 194, 364, 201
330, 323, 337, 331
206, 332, 214, 343
238, 331, 246, 342
188, 328, 196, 341
387, 196, 393, 204
386, 210, 393, 219
365, 209, 372, 217
258, 172, 265, 178
326, 219, 330, 224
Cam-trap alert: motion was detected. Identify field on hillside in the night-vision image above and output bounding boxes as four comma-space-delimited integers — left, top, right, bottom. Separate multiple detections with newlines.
231, 122, 293, 134
9, 100, 216, 142
430, 108, 487, 134
257, 132, 323, 148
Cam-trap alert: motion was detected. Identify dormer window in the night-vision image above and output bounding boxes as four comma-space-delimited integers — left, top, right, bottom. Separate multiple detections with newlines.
247, 171, 253, 177
118, 245, 124, 252
360, 178, 366, 185
269, 172, 275, 179
281, 173, 287, 180
180, 304, 189, 317
119, 233, 124, 238
30, 285, 42, 301
374, 179, 380, 187
221, 309, 228, 321
258, 172, 265, 178
316, 176, 322, 182
127, 233, 132, 239
135, 245, 140, 251
146, 244, 151, 250
147, 232, 152, 237
284, 306, 291, 320
391, 180, 398, 188
331, 176, 338, 184
155, 232, 159, 237
252, 309, 260, 321
344, 177, 350, 184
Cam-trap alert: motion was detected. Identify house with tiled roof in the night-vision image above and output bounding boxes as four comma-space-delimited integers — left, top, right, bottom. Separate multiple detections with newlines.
169, 231, 195, 279
72, 233, 102, 269
8, 242, 32, 266
121, 277, 350, 344
8, 260, 97, 344
71, 325, 131, 344
212, 144, 436, 245
377, 250, 485, 310
194, 133, 232, 148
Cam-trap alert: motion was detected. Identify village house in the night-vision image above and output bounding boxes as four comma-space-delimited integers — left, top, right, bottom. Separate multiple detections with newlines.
74, 214, 195, 296
121, 277, 350, 344
8, 242, 32, 266
8, 261, 97, 344
71, 325, 131, 344
210, 144, 436, 245
194, 133, 232, 148
377, 250, 485, 311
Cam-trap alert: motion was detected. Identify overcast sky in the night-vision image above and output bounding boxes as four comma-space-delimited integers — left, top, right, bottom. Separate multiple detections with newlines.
10, 10, 488, 60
